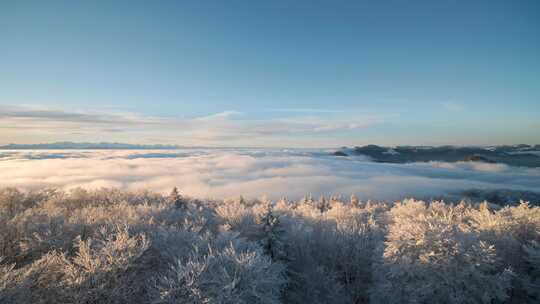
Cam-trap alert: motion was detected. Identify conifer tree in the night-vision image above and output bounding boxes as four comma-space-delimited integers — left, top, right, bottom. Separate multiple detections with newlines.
350, 194, 360, 207
301, 194, 314, 206
259, 201, 286, 261
168, 187, 186, 209
317, 195, 331, 214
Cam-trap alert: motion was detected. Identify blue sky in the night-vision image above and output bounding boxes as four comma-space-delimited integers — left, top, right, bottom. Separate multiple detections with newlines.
1, 0, 539, 147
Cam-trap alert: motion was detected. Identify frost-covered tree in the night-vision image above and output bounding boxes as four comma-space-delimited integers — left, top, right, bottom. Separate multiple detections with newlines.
0, 188, 538, 304
468, 201, 540, 303
350, 194, 360, 208
371, 200, 513, 304
0, 225, 151, 304
168, 187, 187, 210
157, 236, 286, 304
259, 201, 286, 261
316, 195, 331, 214
0, 257, 15, 300
522, 240, 540, 302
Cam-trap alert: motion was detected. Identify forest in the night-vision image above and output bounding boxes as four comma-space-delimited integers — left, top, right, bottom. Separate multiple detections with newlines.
0, 187, 539, 303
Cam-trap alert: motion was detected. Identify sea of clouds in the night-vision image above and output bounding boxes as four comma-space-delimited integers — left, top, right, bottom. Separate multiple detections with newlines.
1, 149, 539, 201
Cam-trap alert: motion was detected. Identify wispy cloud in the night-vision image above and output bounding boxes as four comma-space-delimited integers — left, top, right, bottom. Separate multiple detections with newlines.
0, 105, 160, 126
265, 108, 346, 114
0, 105, 382, 146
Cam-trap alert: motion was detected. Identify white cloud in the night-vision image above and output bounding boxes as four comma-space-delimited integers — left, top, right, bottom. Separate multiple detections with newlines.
0, 149, 538, 201
0, 105, 380, 147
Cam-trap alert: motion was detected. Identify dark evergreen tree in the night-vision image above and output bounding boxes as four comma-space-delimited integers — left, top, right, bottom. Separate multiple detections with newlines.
168, 187, 187, 209
259, 201, 286, 261
317, 195, 331, 214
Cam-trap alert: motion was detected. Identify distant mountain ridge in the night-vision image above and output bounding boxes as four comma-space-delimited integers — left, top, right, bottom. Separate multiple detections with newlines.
0, 142, 181, 150
335, 144, 540, 168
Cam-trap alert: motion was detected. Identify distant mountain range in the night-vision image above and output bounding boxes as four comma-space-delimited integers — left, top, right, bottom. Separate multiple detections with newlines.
334, 144, 540, 168
0, 142, 181, 150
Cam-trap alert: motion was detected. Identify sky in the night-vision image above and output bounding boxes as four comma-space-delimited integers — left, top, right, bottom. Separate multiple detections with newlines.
1, 0, 539, 147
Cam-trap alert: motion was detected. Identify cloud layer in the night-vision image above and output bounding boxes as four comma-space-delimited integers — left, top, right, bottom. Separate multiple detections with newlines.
1, 149, 538, 201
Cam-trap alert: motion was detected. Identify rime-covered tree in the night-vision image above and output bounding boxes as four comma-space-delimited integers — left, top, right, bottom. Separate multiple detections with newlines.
350, 194, 360, 208
158, 236, 286, 304
301, 194, 314, 206
523, 241, 540, 302
168, 187, 187, 209
316, 195, 331, 214
371, 200, 513, 304
329, 195, 341, 205
259, 201, 286, 261
1, 188, 539, 304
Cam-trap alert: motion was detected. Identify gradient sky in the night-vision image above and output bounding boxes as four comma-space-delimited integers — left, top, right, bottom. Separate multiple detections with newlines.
1, 0, 539, 147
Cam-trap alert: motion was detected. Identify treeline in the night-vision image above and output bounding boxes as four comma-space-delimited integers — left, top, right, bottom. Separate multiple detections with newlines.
0, 188, 539, 303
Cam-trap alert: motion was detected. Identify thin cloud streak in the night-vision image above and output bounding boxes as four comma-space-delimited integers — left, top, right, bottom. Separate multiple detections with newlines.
0, 105, 383, 147
265, 108, 346, 113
